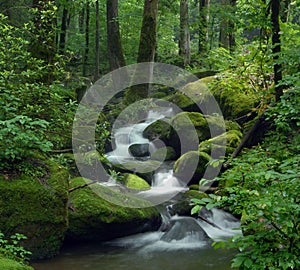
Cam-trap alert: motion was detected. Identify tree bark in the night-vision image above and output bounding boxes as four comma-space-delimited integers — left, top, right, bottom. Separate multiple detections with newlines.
198, 0, 210, 54
107, 0, 126, 71
270, 0, 284, 101
137, 0, 159, 63
59, 1, 69, 54
179, 0, 190, 66
219, 0, 236, 52
95, 0, 100, 80
124, 0, 158, 104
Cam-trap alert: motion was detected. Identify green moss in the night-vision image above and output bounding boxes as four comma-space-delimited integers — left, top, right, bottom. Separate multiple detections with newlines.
143, 119, 171, 141
0, 255, 33, 270
150, 146, 177, 161
0, 160, 69, 260
199, 130, 243, 155
173, 151, 210, 185
210, 78, 259, 120
67, 177, 161, 241
122, 174, 150, 191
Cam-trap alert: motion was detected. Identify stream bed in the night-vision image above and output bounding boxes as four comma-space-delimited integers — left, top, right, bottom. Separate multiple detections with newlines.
32, 231, 235, 270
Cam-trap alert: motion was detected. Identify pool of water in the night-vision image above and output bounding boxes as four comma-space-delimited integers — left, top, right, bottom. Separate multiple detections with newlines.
32, 232, 235, 270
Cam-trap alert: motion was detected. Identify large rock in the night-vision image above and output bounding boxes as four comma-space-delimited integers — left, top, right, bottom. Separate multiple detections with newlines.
143, 119, 171, 142
67, 177, 161, 242
169, 112, 225, 154
173, 151, 211, 185
128, 143, 150, 158
199, 130, 243, 156
121, 173, 150, 191
0, 160, 69, 260
163, 76, 216, 113
150, 146, 177, 161
209, 77, 259, 120
113, 159, 162, 183
160, 216, 209, 242
169, 190, 208, 216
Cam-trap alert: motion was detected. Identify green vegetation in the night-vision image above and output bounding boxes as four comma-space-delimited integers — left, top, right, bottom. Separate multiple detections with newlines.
0, 0, 299, 269
191, 87, 300, 269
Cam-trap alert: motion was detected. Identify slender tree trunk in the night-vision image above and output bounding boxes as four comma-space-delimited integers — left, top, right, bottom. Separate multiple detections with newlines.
198, 0, 210, 54
219, 0, 236, 52
124, 0, 158, 105
106, 0, 126, 71
59, 2, 69, 54
78, 7, 85, 34
83, 2, 90, 77
179, 0, 190, 66
270, 0, 283, 101
95, 0, 100, 80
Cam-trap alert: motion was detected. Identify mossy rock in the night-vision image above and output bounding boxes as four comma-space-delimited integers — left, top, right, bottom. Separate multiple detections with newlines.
0, 160, 69, 260
163, 76, 216, 113
209, 78, 259, 120
169, 190, 208, 216
67, 177, 161, 242
169, 112, 225, 154
173, 151, 211, 185
143, 119, 171, 142
150, 146, 177, 161
0, 255, 33, 270
112, 160, 161, 183
199, 130, 243, 156
122, 174, 150, 191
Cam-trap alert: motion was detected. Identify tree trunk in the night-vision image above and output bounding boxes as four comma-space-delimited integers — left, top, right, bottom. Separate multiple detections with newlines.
179, 0, 190, 66
137, 0, 159, 63
198, 0, 210, 54
270, 0, 283, 101
124, 0, 158, 105
59, 2, 69, 54
219, 0, 236, 52
106, 0, 126, 71
95, 0, 100, 80
83, 2, 90, 77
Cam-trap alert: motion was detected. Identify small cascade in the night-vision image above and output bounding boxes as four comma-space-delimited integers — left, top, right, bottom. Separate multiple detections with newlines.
106, 107, 173, 164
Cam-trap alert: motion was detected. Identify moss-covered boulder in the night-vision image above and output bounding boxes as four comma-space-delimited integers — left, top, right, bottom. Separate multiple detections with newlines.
169, 190, 208, 216
122, 174, 150, 191
112, 160, 161, 183
0, 160, 69, 260
209, 77, 259, 120
173, 151, 211, 185
150, 146, 177, 161
199, 130, 243, 156
0, 255, 33, 270
67, 177, 161, 242
143, 119, 171, 142
163, 76, 216, 113
169, 112, 225, 154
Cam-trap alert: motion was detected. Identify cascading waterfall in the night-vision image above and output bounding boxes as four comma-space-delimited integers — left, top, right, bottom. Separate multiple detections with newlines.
105, 107, 242, 248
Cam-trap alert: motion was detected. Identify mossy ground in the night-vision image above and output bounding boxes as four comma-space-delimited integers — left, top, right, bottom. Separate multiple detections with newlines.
0, 159, 69, 260
0, 255, 33, 270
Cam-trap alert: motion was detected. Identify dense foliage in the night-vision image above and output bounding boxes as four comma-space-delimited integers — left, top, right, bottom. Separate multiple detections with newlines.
0, 0, 300, 269
192, 86, 300, 269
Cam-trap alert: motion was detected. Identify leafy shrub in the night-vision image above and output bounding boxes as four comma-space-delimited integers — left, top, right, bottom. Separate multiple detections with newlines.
0, 232, 32, 263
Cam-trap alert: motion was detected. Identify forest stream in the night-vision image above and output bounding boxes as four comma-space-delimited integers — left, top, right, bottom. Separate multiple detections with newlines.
32, 107, 241, 270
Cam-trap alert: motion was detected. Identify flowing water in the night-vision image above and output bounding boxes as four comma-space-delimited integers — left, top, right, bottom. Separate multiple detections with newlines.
33, 108, 241, 270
